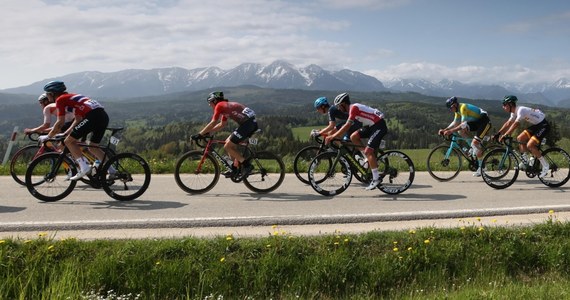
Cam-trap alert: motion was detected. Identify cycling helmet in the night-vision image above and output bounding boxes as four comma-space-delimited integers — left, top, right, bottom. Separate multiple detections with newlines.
314, 97, 329, 109
445, 96, 458, 109
207, 91, 224, 103
43, 81, 67, 93
333, 92, 350, 106
502, 95, 518, 105
37, 93, 48, 102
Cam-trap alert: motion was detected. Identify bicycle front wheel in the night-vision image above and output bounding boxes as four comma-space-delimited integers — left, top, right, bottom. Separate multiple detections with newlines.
243, 151, 285, 193
308, 152, 352, 196
102, 153, 151, 201
426, 145, 462, 181
293, 146, 322, 184
377, 151, 415, 195
538, 147, 570, 187
10, 145, 41, 186
481, 148, 518, 189
25, 153, 77, 202
174, 150, 220, 194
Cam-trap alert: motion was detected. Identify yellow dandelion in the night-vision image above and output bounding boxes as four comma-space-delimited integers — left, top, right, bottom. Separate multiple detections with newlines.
476, 217, 481, 222
393, 247, 399, 252
272, 224, 278, 229
272, 231, 279, 236
344, 238, 349, 243
38, 232, 47, 237
24, 240, 32, 244
478, 227, 484, 232
393, 241, 398, 245
549, 210, 555, 215
0, 240, 5, 245
220, 257, 225, 263
225, 235, 233, 241
408, 229, 416, 234
492, 219, 497, 223
334, 242, 340, 246
155, 261, 161, 266
460, 227, 466, 231
266, 244, 272, 248
47, 245, 55, 251
424, 239, 430, 244
407, 247, 413, 251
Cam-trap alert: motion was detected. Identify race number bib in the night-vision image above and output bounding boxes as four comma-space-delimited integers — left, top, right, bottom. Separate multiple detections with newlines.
242, 107, 256, 118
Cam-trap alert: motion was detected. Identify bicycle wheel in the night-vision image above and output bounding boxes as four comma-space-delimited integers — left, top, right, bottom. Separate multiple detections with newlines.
481, 148, 518, 189
308, 152, 352, 196
243, 151, 285, 193
377, 151, 415, 195
426, 145, 462, 181
538, 147, 570, 188
10, 144, 41, 186
293, 146, 322, 184
174, 150, 220, 194
101, 153, 152, 201
25, 153, 77, 202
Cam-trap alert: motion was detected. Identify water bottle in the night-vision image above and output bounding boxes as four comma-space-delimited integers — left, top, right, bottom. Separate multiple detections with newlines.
528, 157, 535, 167
357, 156, 369, 169
462, 147, 469, 154
379, 140, 386, 149
92, 160, 101, 175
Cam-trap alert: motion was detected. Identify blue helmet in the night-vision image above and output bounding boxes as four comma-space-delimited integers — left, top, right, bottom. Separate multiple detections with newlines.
43, 81, 67, 93
445, 96, 458, 108
314, 97, 329, 109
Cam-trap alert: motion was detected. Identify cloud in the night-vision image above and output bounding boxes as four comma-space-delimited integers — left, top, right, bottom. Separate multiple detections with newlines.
316, 0, 411, 10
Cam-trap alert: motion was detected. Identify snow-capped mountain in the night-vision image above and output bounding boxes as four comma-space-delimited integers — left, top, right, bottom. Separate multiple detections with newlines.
1, 61, 569, 107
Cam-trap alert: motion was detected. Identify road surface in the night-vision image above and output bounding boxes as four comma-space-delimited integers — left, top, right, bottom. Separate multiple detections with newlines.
1, 173, 569, 239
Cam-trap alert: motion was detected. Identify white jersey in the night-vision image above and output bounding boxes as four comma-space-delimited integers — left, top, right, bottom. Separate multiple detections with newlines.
509, 106, 545, 125
42, 103, 74, 125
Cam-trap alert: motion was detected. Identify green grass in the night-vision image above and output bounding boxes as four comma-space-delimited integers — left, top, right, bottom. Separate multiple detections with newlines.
2, 214, 570, 299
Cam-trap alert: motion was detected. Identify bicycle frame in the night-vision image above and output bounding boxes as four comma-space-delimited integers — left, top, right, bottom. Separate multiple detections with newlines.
193, 136, 253, 174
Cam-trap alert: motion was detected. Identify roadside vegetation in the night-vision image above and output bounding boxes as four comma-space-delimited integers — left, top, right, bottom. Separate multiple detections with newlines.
2, 212, 570, 299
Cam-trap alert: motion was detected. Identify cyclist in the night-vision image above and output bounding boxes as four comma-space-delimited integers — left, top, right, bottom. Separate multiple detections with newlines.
438, 96, 491, 177
325, 92, 387, 191
24, 93, 74, 135
38, 81, 110, 181
192, 91, 258, 180
494, 95, 550, 177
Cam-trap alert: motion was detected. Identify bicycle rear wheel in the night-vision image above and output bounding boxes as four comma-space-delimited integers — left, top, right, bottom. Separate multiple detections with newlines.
481, 148, 518, 189
377, 151, 415, 195
293, 146, 321, 184
308, 152, 352, 196
25, 153, 77, 202
426, 145, 462, 181
243, 151, 285, 193
538, 147, 570, 187
101, 153, 151, 201
10, 144, 41, 186
174, 150, 220, 194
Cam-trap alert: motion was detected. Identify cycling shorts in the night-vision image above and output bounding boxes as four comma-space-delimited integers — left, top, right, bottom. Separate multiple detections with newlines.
357, 119, 387, 150
70, 108, 109, 144
230, 118, 258, 144
466, 113, 491, 140
524, 119, 549, 143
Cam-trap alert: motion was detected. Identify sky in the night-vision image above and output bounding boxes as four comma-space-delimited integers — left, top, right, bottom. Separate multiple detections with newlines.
1, 0, 569, 89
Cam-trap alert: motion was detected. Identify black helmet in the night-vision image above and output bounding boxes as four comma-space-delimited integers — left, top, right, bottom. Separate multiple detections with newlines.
502, 95, 518, 105
43, 81, 67, 93
333, 92, 350, 106
445, 96, 458, 109
207, 91, 225, 104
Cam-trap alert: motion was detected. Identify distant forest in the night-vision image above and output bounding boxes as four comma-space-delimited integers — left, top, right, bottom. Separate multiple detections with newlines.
1, 86, 569, 160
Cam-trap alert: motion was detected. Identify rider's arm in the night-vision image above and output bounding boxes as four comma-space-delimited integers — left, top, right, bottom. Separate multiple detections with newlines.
501, 120, 519, 137
319, 121, 336, 136
47, 114, 66, 138
328, 121, 351, 142
199, 117, 225, 136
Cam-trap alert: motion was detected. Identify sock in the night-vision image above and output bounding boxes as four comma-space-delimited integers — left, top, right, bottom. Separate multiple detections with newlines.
371, 168, 379, 181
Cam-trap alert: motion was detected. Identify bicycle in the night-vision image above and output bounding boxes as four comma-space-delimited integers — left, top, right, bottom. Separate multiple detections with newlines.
174, 133, 285, 194
481, 136, 570, 189
426, 133, 500, 181
10, 133, 57, 186
293, 134, 368, 185
307, 138, 415, 196
24, 127, 151, 201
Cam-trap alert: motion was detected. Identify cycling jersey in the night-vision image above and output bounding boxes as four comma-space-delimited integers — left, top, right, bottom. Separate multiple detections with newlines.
509, 106, 545, 125
347, 103, 384, 127
55, 93, 104, 118
43, 103, 74, 124
212, 101, 255, 125
453, 103, 487, 123
329, 105, 362, 129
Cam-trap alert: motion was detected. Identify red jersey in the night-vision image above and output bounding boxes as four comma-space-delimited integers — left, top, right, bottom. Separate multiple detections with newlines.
56, 93, 104, 118
347, 103, 384, 127
212, 101, 255, 125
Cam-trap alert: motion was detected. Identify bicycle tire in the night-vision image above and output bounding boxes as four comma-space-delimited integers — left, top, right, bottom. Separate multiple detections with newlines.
377, 150, 415, 195
174, 150, 220, 194
293, 146, 322, 184
101, 153, 152, 201
538, 147, 570, 188
481, 148, 518, 189
25, 152, 77, 202
243, 151, 285, 193
10, 144, 41, 186
426, 145, 462, 181
308, 152, 352, 196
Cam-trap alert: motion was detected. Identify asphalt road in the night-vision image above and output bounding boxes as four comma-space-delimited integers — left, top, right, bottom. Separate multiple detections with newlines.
1, 172, 569, 239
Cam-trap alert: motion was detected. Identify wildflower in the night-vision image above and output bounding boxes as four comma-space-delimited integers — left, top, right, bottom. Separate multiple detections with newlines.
407, 247, 413, 251
272, 231, 279, 236
220, 257, 225, 263
492, 219, 497, 223
0, 240, 5, 245
476, 217, 481, 222
393, 241, 398, 245
266, 244, 272, 248
38, 232, 47, 238
334, 242, 340, 246
47, 245, 55, 251
24, 240, 32, 244
408, 229, 416, 234
478, 227, 484, 232
225, 235, 233, 241
393, 247, 399, 252
155, 261, 161, 266
272, 225, 278, 229
344, 238, 349, 243
460, 227, 465, 231
549, 210, 555, 214
424, 240, 430, 244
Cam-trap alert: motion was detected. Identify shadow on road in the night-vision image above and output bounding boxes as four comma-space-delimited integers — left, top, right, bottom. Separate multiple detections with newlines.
40, 199, 188, 211
0, 205, 26, 213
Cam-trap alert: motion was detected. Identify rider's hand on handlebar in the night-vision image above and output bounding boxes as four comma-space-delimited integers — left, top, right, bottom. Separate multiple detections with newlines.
37, 135, 49, 144
491, 133, 501, 141
310, 129, 320, 138
191, 133, 203, 141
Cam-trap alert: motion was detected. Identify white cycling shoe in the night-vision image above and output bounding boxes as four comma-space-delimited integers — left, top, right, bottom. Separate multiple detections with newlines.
70, 165, 92, 181
365, 179, 381, 191
539, 165, 550, 178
